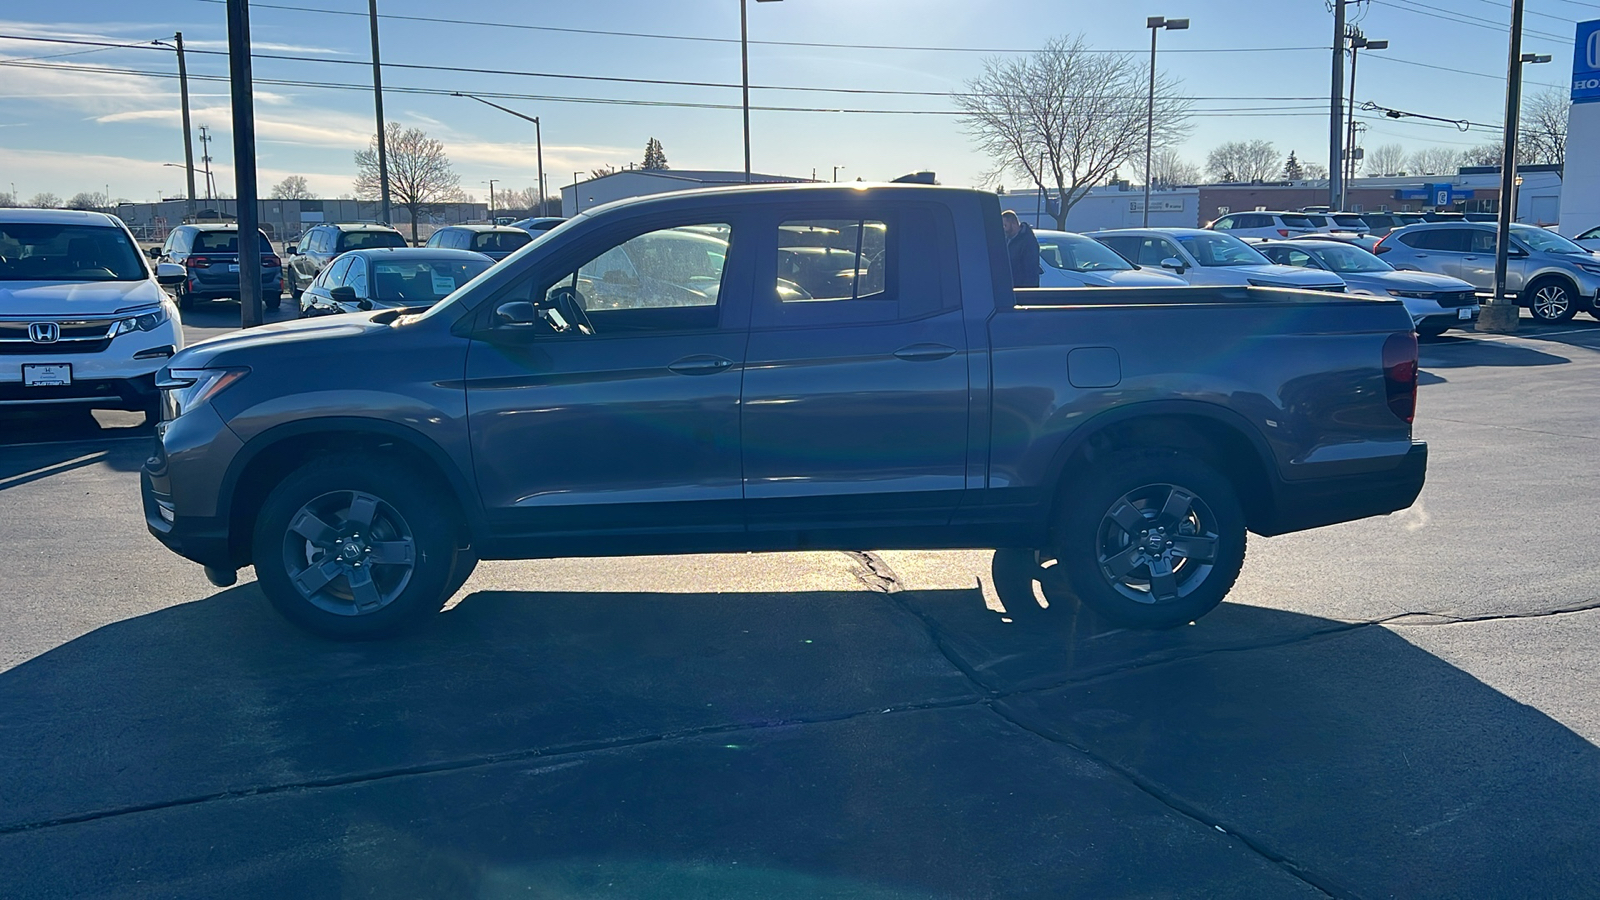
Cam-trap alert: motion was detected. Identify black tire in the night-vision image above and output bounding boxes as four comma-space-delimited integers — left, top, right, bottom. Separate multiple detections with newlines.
288, 273, 302, 300
990, 548, 1075, 621
1053, 452, 1246, 629
175, 285, 194, 312
252, 460, 459, 639
265, 294, 282, 311
1526, 277, 1577, 323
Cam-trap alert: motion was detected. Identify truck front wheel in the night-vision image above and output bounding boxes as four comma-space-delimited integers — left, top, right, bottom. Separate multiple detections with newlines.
1054, 453, 1246, 629
252, 461, 459, 639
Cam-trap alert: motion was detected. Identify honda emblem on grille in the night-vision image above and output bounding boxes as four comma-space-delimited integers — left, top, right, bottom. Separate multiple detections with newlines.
27, 322, 60, 344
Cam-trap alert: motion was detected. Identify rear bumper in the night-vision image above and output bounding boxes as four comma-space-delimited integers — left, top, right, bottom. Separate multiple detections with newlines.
1252, 441, 1427, 537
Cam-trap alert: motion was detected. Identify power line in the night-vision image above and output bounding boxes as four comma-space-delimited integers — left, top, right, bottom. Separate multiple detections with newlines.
0, 35, 161, 64
0, 58, 1340, 119
185, 0, 1328, 56
1460, 0, 1577, 24
0, 34, 1330, 102
1369, 0, 1571, 42
1362, 52, 1566, 90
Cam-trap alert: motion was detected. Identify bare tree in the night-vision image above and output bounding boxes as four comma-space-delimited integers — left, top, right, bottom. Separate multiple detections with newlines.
1205, 140, 1278, 183
0, 191, 15, 208
270, 175, 317, 200
66, 191, 107, 210
28, 192, 61, 209
1142, 148, 1202, 189
1302, 161, 1329, 180
1522, 86, 1569, 167
1366, 143, 1407, 177
354, 122, 464, 243
1407, 147, 1464, 176
956, 34, 1191, 229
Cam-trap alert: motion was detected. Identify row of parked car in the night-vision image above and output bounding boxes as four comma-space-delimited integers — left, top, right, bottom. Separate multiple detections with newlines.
1036, 215, 1600, 335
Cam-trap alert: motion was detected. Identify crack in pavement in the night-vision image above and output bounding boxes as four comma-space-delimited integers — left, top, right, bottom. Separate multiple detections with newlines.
1383, 597, 1600, 627
0, 694, 984, 837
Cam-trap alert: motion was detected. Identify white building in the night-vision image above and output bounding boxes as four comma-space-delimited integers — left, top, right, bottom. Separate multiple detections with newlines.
562, 169, 812, 216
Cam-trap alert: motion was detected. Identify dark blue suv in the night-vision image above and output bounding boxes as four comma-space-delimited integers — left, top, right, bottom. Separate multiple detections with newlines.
158, 224, 282, 311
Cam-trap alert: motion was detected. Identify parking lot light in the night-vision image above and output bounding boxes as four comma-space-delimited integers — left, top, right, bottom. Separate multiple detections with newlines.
1144, 16, 1189, 227
742, 0, 784, 184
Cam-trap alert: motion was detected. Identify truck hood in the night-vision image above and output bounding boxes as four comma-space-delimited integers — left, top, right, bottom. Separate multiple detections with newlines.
0, 279, 167, 316
172, 311, 387, 368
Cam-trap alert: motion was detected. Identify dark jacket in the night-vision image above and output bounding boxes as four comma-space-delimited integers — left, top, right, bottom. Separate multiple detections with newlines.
1007, 222, 1041, 288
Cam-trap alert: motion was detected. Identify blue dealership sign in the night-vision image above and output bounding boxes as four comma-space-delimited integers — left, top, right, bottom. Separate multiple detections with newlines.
1573, 20, 1600, 103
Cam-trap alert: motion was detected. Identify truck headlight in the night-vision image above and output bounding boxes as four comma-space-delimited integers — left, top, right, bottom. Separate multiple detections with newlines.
157, 367, 249, 419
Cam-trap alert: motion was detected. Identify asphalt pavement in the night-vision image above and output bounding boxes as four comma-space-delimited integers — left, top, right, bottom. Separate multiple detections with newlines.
2, 311, 1599, 898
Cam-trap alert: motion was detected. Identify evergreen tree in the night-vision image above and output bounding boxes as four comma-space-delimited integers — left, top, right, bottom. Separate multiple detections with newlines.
1282, 150, 1304, 181
642, 138, 669, 170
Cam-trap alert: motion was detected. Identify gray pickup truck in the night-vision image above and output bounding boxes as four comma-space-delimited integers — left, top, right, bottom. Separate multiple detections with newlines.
142, 184, 1426, 638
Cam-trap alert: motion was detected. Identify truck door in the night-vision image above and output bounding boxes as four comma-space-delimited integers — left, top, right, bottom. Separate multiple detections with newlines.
742, 201, 970, 530
464, 217, 751, 536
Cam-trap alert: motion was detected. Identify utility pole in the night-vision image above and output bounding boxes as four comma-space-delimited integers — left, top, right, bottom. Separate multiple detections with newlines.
486, 179, 498, 218
1483, 0, 1529, 334
226, 0, 263, 329
833, 165, 844, 183
198, 126, 215, 202
173, 33, 197, 219
368, 0, 392, 225
1328, 0, 1351, 209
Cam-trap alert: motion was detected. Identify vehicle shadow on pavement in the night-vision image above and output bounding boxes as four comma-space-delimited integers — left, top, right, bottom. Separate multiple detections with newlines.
1419, 338, 1570, 368
0, 427, 149, 491
1, 584, 1597, 897
0, 408, 152, 447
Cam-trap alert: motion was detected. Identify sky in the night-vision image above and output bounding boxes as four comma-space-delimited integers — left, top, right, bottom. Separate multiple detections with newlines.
0, 0, 1589, 205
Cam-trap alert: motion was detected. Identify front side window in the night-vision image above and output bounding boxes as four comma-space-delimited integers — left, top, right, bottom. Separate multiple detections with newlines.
0, 223, 146, 282
777, 219, 886, 302
1513, 225, 1588, 255
1213, 217, 1235, 230
347, 259, 369, 297
321, 257, 354, 288
1038, 233, 1135, 272
1131, 238, 1183, 267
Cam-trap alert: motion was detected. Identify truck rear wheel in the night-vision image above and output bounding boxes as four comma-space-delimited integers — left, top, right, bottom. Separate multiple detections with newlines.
252, 460, 458, 639
1053, 453, 1246, 629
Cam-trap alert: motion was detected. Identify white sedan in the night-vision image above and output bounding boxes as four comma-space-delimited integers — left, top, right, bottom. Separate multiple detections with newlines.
1035, 230, 1188, 288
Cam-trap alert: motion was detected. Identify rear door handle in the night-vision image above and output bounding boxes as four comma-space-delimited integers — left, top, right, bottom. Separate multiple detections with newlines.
893, 343, 958, 362
668, 355, 734, 375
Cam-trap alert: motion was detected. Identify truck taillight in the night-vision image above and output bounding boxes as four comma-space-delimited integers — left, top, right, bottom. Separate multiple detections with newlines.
264, 254, 281, 267
1372, 236, 1390, 255
1277, 229, 1290, 237
1382, 330, 1418, 423
186, 255, 210, 269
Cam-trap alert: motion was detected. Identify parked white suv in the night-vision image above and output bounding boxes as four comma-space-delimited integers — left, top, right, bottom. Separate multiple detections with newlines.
1209, 211, 1318, 240
0, 209, 186, 416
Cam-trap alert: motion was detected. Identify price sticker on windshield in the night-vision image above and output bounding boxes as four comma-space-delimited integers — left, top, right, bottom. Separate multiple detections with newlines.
431, 272, 455, 294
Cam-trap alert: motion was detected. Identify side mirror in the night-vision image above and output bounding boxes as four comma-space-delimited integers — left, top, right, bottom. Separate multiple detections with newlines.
286, 246, 298, 256
1160, 257, 1187, 273
329, 285, 358, 304
495, 300, 537, 327
145, 247, 162, 259
1508, 247, 1528, 259
155, 262, 186, 286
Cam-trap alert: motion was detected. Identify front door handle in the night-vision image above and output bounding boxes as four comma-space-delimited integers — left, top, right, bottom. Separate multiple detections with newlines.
893, 343, 958, 362
668, 355, 734, 375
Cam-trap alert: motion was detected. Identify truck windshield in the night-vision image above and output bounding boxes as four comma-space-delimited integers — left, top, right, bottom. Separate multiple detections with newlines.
1175, 232, 1272, 267
1037, 232, 1133, 272
0, 222, 147, 281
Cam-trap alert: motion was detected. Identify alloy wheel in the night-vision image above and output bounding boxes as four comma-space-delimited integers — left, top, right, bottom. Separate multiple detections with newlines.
1532, 284, 1571, 321
1094, 482, 1220, 605
280, 490, 417, 616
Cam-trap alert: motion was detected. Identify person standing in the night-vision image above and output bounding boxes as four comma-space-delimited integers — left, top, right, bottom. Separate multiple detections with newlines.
1002, 210, 1040, 288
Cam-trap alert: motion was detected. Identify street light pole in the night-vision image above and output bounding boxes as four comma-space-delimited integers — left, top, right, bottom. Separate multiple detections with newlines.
1143, 16, 1188, 227
225, 0, 263, 329
573, 173, 583, 213
1342, 32, 1387, 210
833, 165, 844, 183
453, 93, 546, 216
485, 179, 497, 218
1483, 0, 1530, 334
368, 0, 392, 226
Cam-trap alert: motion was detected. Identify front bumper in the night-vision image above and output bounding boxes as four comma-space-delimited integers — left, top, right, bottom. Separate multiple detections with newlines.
141, 403, 245, 569
1252, 441, 1428, 537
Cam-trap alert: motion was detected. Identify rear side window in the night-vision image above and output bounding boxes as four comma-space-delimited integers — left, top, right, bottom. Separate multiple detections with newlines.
340, 230, 405, 251
473, 231, 532, 253
1096, 235, 1139, 262
777, 219, 887, 303
1213, 217, 1235, 230
1401, 229, 1469, 252
1280, 215, 1316, 229
1467, 230, 1498, 254
1333, 215, 1367, 229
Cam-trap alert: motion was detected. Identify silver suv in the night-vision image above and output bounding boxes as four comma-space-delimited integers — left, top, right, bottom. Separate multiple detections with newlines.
1374, 222, 1600, 323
